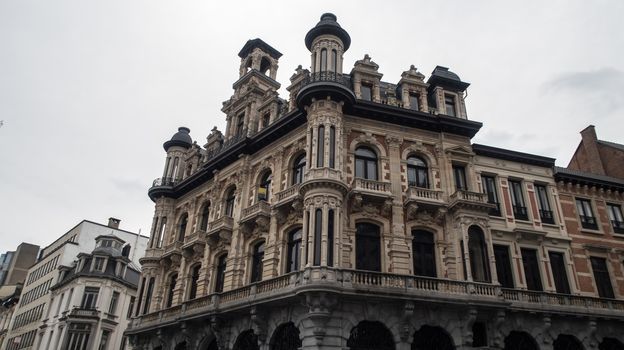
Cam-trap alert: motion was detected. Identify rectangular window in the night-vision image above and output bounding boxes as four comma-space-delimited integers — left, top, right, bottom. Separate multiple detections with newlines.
317, 125, 324, 167
409, 93, 420, 111
98, 330, 110, 350
493, 245, 514, 288
143, 278, 155, 315
535, 184, 554, 224
262, 113, 270, 129
81, 287, 99, 310
126, 296, 135, 319
108, 291, 119, 315
66, 323, 91, 350
444, 94, 456, 117
590, 257, 614, 298
236, 114, 245, 137
548, 251, 570, 294
521, 248, 543, 291
329, 126, 335, 169
482, 175, 501, 216
327, 210, 334, 267
453, 165, 467, 191
509, 180, 528, 220
134, 279, 145, 317
607, 203, 624, 234
215, 255, 227, 293
93, 257, 105, 272
313, 209, 322, 266
361, 84, 372, 101
576, 198, 598, 230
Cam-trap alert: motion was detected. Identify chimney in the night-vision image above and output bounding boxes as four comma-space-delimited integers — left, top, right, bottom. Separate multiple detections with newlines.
108, 217, 121, 229
579, 125, 605, 175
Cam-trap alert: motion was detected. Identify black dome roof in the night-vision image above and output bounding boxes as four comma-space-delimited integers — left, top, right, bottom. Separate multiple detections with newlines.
305, 13, 351, 51
163, 127, 192, 151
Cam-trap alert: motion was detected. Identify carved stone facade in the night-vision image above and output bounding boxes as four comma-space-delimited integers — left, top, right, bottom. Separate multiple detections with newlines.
126, 13, 624, 350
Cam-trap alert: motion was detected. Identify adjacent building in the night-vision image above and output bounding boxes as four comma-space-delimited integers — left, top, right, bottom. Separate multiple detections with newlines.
2, 218, 148, 350
126, 13, 624, 350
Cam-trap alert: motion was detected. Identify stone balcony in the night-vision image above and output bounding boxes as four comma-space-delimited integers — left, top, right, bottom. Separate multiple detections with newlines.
207, 216, 234, 246
448, 189, 495, 212
351, 178, 393, 199
162, 241, 183, 258
273, 184, 301, 208
404, 187, 445, 206
181, 230, 207, 254
127, 267, 624, 334
240, 201, 271, 236
61, 307, 100, 321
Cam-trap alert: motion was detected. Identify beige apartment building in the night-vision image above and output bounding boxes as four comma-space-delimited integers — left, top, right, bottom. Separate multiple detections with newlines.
126, 13, 624, 350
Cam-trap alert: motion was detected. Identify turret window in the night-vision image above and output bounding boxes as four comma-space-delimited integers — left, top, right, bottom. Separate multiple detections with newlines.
355, 147, 378, 180
251, 241, 265, 282
157, 217, 167, 248
332, 49, 338, 73
292, 154, 306, 185
329, 126, 336, 169
313, 209, 322, 266
317, 125, 325, 167
444, 94, 456, 117
320, 49, 327, 72
407, 156, 428, 188
327, 210, 334, 266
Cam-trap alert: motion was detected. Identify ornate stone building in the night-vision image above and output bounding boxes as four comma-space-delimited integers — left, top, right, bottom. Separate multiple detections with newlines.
126, 14, 624, 350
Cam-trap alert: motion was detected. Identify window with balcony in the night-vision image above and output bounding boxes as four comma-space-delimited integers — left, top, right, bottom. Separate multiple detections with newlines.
576, 198, 597, 230
494, 245, 514, 288
199, 202, 210, 232
251, 241, 265, 283
590, 257, 614, 298
409, 93, 420, 111
453, 165, 467, 191
215, 254, 227, 293
521, 248, 543, 291
80, 287, 99, 310
177, 213, 188, 242
225, 187, 236, 217
317, 125, 325, 167
361, 84, 372, 101
292, 154, 306, 185
356, 223, 381, 272
412, 230, 436, 277
108, 291, 120, 315
482, 175, 501, 216
607, 203, 624, 234
355, 147, 378, 180
468, 226, 490, 283
258, 171, 272, 202
535, 184, 554, 224
407, 156, 428, 188
165, 274, 177, 308
287, 228, 302, 273
509, 180, 528, 221
188, 265, 200, 300
548, 252, 570, 294
444, 94, 456, 117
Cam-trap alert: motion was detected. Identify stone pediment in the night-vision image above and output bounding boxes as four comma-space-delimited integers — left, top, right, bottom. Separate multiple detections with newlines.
445, 145, 474, 158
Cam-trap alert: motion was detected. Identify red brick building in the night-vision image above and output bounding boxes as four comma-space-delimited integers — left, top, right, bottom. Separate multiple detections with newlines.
568, 125, 624, 180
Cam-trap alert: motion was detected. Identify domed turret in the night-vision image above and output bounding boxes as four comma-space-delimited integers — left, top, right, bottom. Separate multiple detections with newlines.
305, 13, 351, 52
163, 127, 192, 151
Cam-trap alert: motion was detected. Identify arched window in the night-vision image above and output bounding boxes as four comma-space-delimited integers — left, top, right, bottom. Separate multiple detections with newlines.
412, 325, 454, 350
165, 273, 177, 308
287, 228, 302, 273
328, 209, 334, 266
251, 241, 265, 283
292, 154, 306, 185
225, 187, 236, 217
188, 264, 201, 300
199, 202, 210, 232
407, 156, 429, 188
355, 147, 378, 180
468, 226, 490, 282
270, 322, 301, 350
233, 330, 259, 350
313, 209, 322, 266
356, 223, 381, 272
260, 57, 271, 75
317, 125, 325, 167
157, 217, 167, 248
412, 230, 436, 277
503, 331, 539, 350
554, 335, 584, 350
331, 49, 338, 73
258, 171, 272, 202
347, 321, 394, 350
215, 254, 227, 293
177, 213, 188, 242
320, 49, 327, 72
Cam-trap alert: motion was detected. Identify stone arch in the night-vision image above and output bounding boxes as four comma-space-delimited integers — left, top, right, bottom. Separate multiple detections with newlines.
288, 150, 306, 186
504, 331, 539, 350
347, 320, 395, 350
233, 329, 259, 350
412, 325, 455, 350
269, 322, 301, 350
554, 334, 584, 350
401, 145, 439, 167
349, 134, 388, 158
259, 56, 271, 75
600, 338, 624, 350
198, 337, 219, 350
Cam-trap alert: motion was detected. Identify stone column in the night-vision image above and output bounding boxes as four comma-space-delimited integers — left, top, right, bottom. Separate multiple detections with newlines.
386, 135, 410, 274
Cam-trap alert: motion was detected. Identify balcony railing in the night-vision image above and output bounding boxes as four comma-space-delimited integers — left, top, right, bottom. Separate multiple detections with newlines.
611, 220, 624, 234
580, 215, 598, 230
405, 187, 444, 203
241, 201, 271, 220
274, 184, 300, 204
151, 177, 176, 188
513, 205, 529, 221
67, 307, 100, 319
129, 267, 624, 332
539, 209, 555, 224
352, 178, 392, 194
301, 71, 351, 89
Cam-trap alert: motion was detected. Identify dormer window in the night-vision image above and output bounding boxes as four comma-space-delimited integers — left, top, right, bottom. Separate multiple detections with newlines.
444, 94, 456, 117
361, 84, 372, 101
93, 257, 105, 272
409, 93, 420, 111
236, 114, 245, 137
262, 113, 270, 129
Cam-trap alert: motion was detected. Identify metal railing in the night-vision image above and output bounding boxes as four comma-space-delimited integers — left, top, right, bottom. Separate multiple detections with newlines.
152, 177, 176, 187
301, 71, 351, 89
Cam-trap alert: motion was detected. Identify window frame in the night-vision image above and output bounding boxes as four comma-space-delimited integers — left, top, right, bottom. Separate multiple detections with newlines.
407, 156, 429, 189
225, 188, 236, 218
493, 244, 514, 288
482, 175, 501, 216
360, 83, 372, 101
509, 180, 528, 221
590, 256, 615, 299
354, 146, 378, 181
607, 203, 624, 234
411, 230, 436, 277
250, 241, 265, 283
188, 264, 201, 300
521, 248, 543, 291
215, 254, 227, 293
453, 165, 467, 191
258, 171, 272, 202
535, 184, 554, 224
286, 228, 302, 273
548, 251, 571, 294
444, 93, 457, 117
292, 153, 306, 185
576, 198, 598, 230
355, 223, 382, 272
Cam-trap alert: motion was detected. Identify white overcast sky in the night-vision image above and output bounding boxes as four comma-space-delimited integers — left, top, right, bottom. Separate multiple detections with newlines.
1, 0, 623, 253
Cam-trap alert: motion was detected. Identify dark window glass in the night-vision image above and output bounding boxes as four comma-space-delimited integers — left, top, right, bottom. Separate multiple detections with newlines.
576, 198, 597, 230
355, 147, 378, 180
166, 274, 177, 307
188, 265, 200, 299
135, 278, 145, 316
126, 296, 135, 319
536, 184, 554, 224
215, 254, 227, 293
143, 277, 154, 314
157, 217, 167, 248
412, 325, 454, 350
271, 322, 302, 350
233, 330, 259, 350
332, 49, 337, 73
313, 209, 322, 266
320, 49, 327, 72
549, 252, 570, 294
327, 210, 334, 267
472, 322, 487, 347
356, 223, 381, 272
509, 180, 528, 220
409, 94, 420, 111
494, 245, 514, 288
407, 156, 428, 188
444, 94, 456, 117
199, 202, 210, 231
177, 214, 188, 241
348, 321, 395, 350
236, 114, 245, 137
482, 175, 501, 216
258, 172, 272, 202
412, 230, 436, 277
468, 226, 490, 282
317, 125, 325, 167
453, 165, 467, 191
262, 114, 270, 128
287, 229, 302, 273
292, 154, 306, 185
590, 257, 614, 298
553, 335, 584, 350
521, 248, 543, 291
329, 126, 335, 169
251, 242, 265, 283
81, 287, 99, 310
504, 331, 539, 350
225, 188, 236, 217
607, 203, 624, 234
361, 84, 372, 101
